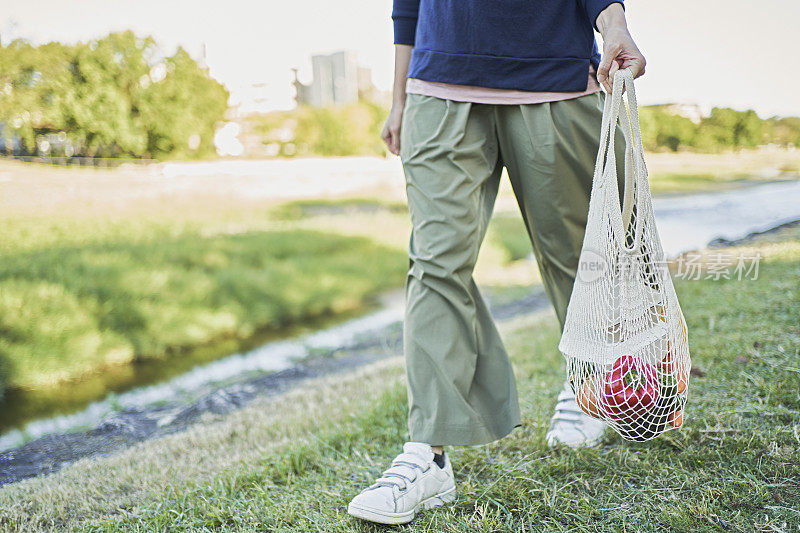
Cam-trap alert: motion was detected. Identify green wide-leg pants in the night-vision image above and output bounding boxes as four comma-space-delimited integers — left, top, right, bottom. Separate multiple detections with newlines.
400, 91, 626, 446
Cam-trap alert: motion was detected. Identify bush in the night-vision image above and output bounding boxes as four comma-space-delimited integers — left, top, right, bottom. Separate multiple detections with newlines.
247, 100, 388, 157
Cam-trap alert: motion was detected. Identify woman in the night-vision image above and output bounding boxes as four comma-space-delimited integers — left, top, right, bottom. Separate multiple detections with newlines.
348, 0, 645, 525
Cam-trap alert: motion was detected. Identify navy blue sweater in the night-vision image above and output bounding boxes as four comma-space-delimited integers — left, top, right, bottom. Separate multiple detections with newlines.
392, 0, 622, 92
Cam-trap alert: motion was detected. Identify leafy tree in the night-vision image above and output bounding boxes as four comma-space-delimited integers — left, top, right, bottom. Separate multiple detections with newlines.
0, 31, 229, 158
639, 106, 697, 151
639, 105, 785, 152
694, 108, 764, 151
764, 116, 800, 147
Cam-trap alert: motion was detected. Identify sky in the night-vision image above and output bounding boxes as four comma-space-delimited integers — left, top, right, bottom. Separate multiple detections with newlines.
2, 0, 798, 117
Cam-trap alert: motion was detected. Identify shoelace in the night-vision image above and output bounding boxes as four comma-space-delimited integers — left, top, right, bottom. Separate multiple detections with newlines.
370, 452, 431, 491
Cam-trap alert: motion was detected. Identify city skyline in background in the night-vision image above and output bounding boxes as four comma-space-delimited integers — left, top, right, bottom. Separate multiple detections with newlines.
1, 0, 798, 117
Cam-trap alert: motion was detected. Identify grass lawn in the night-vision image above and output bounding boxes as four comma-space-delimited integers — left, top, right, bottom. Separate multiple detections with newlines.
2, 147, 798, 395
1, 216, 798, 531
646, 172, 786, 195
0, 217, 408, 392
644, 149, 800, 195
0, 184, 546, 461
0, 189, 542, 397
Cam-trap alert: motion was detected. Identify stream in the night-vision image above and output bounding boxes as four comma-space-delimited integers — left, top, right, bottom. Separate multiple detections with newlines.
1, 178, 799, 455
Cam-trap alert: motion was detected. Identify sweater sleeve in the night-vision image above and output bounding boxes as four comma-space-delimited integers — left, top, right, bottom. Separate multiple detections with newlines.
391, 0, 420, 45
579, 0, 624, 31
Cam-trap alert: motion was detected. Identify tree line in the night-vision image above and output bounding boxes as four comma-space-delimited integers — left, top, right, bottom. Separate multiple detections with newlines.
640, 105, 800, 152
2, 31, 797, 160
249, 102, 800, 159
0, 31, 229, 159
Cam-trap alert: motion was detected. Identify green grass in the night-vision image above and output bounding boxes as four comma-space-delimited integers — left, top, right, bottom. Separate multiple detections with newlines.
644, 149, 800, 195
647, 171, 757, 194
1, 225, 797, 531
269, 198, 408, 221
3, 147, 797, 396
487, 213, 533, 264
0, 218, 406, 392
0, 192, 534, 397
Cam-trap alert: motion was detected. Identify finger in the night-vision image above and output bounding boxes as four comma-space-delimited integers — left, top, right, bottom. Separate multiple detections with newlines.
597, 65, 610, 93
602, 75, 613, 94
382, 126, 394, 150
598, 67, 612, 93
597, 51, 612, 80
608, 60, 620, 85
602, 73, 613, 94
597, 47, 616, 92
389, 131, 401, 155
632, 58, 646, 78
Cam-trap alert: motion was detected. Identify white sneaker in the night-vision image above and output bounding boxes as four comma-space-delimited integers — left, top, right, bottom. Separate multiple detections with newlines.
347, 442, 456, 525
546, 381, 607, 447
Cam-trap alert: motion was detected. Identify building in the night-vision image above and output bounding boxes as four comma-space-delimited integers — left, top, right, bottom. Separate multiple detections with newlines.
293, 51, 377, 107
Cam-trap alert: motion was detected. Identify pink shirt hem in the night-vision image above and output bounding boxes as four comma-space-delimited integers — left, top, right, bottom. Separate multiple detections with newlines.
406, 69, 601, 105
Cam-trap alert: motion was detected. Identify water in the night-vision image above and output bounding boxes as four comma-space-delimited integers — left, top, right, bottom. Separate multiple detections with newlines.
653, 179, 800, 257
1, 179, 799, 451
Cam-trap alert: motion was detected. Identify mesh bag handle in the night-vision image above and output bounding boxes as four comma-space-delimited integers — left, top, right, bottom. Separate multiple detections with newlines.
596, 68, 648, 254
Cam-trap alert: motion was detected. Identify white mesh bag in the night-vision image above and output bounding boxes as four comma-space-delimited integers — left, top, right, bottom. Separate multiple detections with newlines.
558, 68, 691, 441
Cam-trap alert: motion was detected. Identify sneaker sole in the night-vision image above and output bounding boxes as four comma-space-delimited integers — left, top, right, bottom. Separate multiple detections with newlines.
546, 433, 604, 448
347, 486, 456, 525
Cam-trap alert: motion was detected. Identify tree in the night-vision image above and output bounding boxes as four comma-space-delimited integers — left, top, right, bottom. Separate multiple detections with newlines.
639, 106, 697, 152
764, 116, 800, 148
694, 108, 764, 151
0, 31, 229, 159
134, 46, 229, 158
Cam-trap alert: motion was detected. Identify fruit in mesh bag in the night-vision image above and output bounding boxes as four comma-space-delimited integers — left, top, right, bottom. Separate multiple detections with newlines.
609, 342, 690, 440
658, 349, 687, 394
575, 374, 604, 419
599, 355, 659, 421
650, 304, 667, 324
627, 363, 686, 440
657, 349, 687, 428
658, 367, 686, 428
